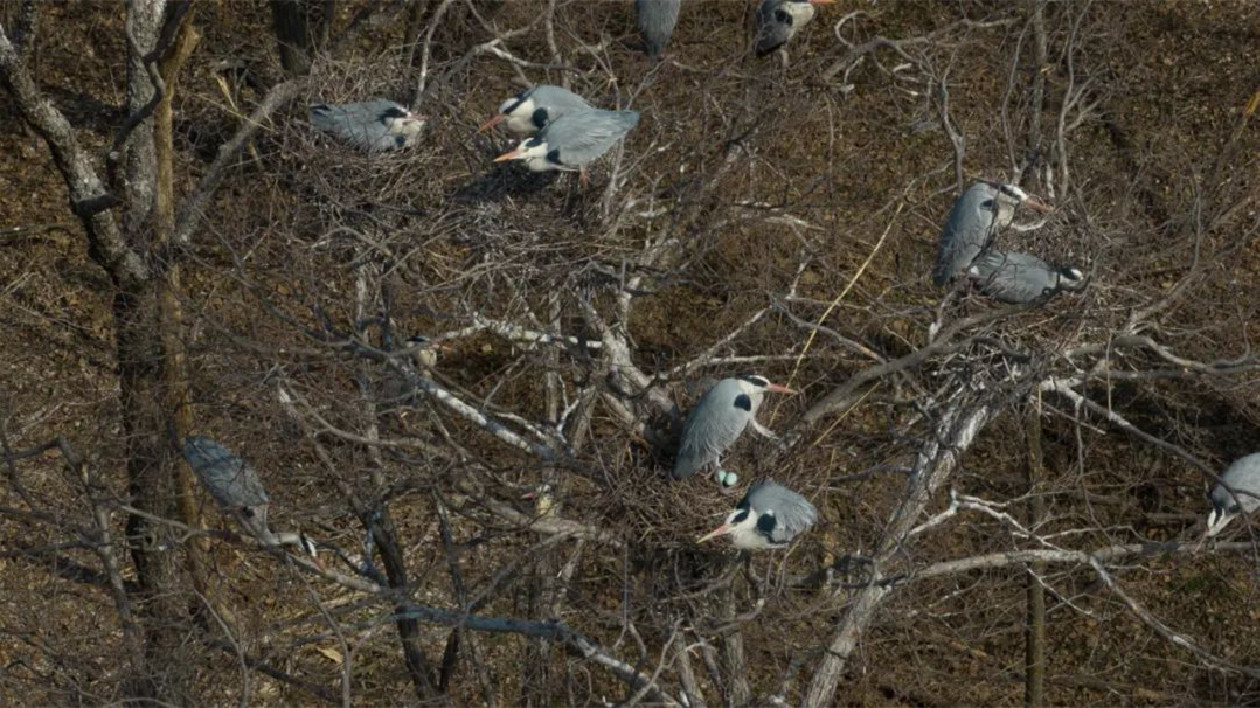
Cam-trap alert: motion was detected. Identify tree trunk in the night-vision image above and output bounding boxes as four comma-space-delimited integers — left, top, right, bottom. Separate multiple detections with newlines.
269, 0, 312, 76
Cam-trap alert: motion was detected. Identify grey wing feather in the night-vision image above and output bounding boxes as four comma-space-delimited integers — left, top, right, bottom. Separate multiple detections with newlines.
543, 110, 640, 168
636, 0, 681, 57
183, 436, 269, 510
527, 85, 594, 117
971, 250, 1059, 304
1214, 453, 1260, 514
933, 182, 999, 285
310, 99, 405, 152
673, 380, 751, 479
750, 480, 818, 544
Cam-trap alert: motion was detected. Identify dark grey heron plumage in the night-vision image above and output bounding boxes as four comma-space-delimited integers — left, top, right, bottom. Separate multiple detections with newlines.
968, 250, 1086, 304
478, 84, 595, 138
1207, 453, 1260, 537
754, 0, 834, 57
931, 181, 1053, 286
182, 436, 317, 559
672, 375, 797, 487
493, 109, 640, 173
636, 0, 681, 59
310, 99, 425, 152
697, 479, 818, 549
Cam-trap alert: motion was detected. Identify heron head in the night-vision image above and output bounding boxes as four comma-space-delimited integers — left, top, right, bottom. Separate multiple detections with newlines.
298, 533, 319, 559
381, 107, 426, 143
991, 182, 1053, 213
499, 91, 533, 118
697, 496, 773, 549
735, 374, 797, 396
1058, 265, 1087, 291
1206, 500, 1234, 538
493, 136, 554, 171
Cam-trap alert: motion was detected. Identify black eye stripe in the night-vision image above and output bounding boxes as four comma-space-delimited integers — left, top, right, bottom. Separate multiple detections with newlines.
755, 513, 777, 535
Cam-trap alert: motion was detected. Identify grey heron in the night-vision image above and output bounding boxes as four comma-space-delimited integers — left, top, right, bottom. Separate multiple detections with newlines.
493, 109, 640, 174
968, 250, 1086, 304
1206, 453, 1260, 537
754, 0, 835, 57
403, 334, 445, 371
310, 99, 425, 152
636, 0, 681, 59
932, 181, 1053, 286
478, 84, 594, 138
672, 375, 797, 487
696, 479, 818, 549
182, 436, 319, 563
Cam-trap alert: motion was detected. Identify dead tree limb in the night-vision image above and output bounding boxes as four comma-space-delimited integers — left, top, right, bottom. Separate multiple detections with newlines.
804, 393, 1000, 707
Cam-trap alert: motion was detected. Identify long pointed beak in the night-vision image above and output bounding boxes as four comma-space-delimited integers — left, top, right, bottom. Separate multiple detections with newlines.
810, 0, 837, 5
767, 383, 798, 394
696, 524, 731, 544
478, 114, 505, 133
493, 147, 523, 163
1024, 196, 1053, 213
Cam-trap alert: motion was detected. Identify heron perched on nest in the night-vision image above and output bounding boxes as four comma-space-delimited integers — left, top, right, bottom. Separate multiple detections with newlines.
932, 181, 1053, 287
478, 84, 594, 138
672, 375, 797, 488
493, 108, 640, 175
968, 249, 1086, 304
697, 479, 818, 549
310, 99, 425, 152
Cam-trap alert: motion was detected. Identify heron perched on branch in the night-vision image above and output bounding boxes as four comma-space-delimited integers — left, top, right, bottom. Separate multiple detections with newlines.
932, 181, 1053, 287
310, 99, 425, 152
697, 479, 818, 549
182, 436, 318, 562
672, 375, 797, 487
478, 84, 594, 138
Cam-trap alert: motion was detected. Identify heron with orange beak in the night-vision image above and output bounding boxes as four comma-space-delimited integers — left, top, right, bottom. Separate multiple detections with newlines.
697, 479, 818, 549
672, 375, 798, 487
492, 108, 640, 176
932, 181, 1055, 287
478, 84, 593, 138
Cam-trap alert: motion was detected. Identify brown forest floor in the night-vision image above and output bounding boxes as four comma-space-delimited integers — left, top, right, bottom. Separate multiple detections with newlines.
3, 0, 1260, 705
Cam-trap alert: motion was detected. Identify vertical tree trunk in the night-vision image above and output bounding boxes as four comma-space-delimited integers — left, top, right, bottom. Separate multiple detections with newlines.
153, 8, 208, 615
122, 0, 161, 236
1024, 394, 1046, 708
116, 0, 197, 700
269, 0, 312, 76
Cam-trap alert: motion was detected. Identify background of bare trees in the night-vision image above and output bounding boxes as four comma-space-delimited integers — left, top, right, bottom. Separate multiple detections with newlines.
2, 0, 1259, 705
